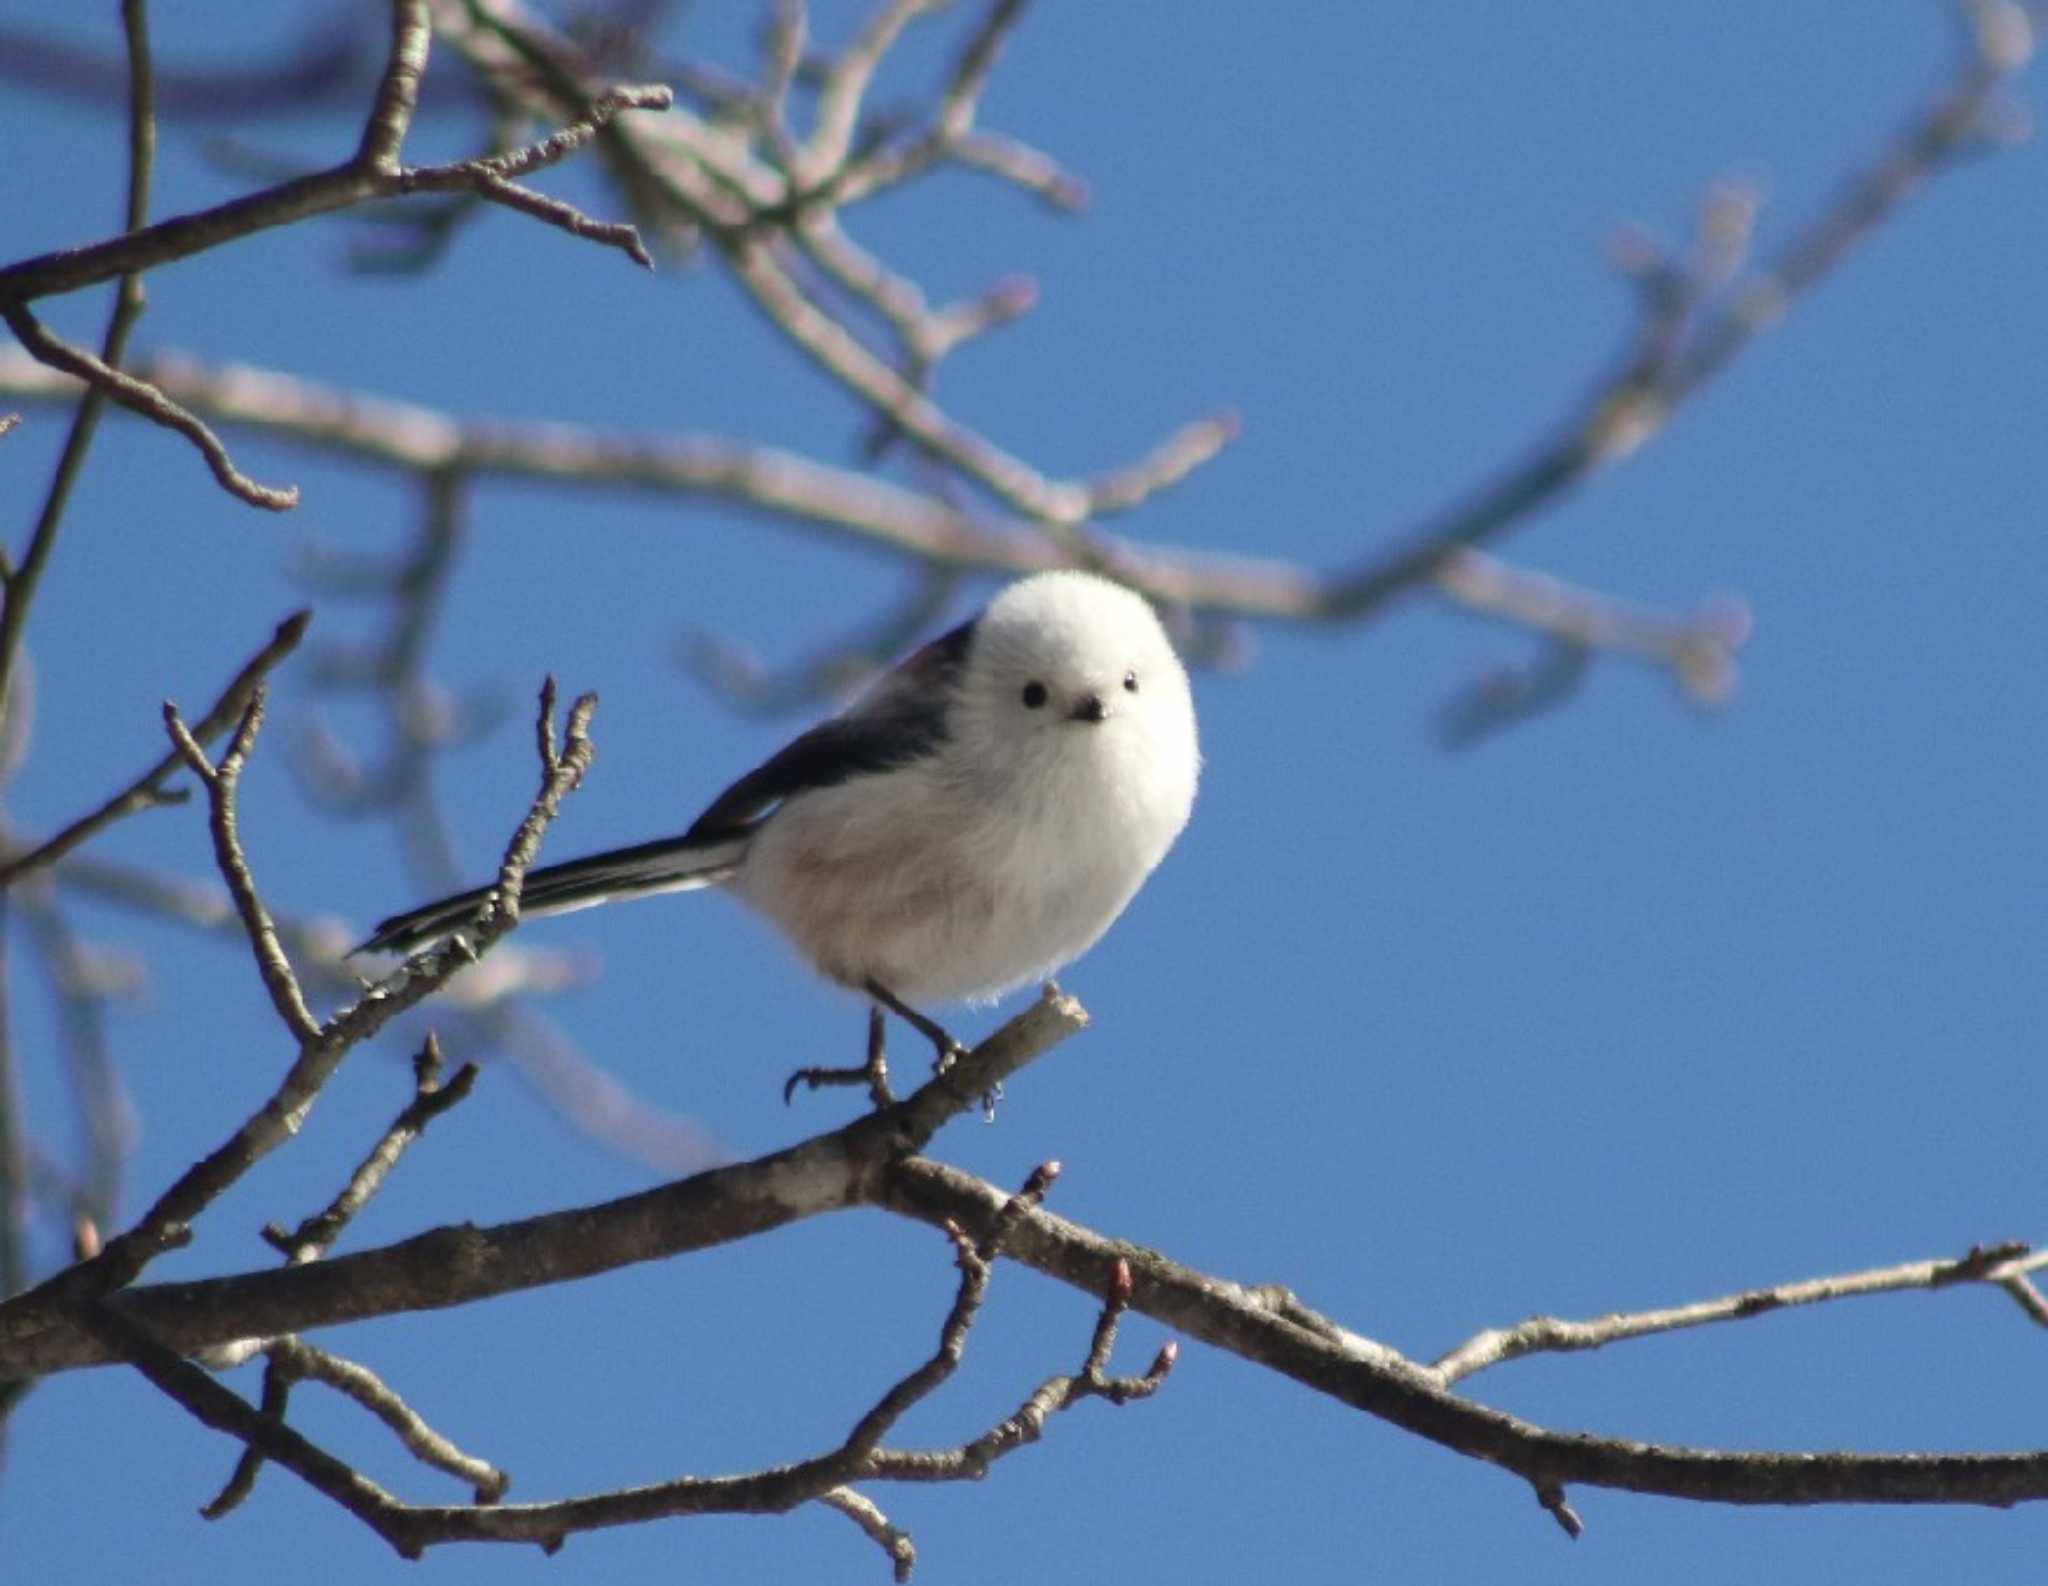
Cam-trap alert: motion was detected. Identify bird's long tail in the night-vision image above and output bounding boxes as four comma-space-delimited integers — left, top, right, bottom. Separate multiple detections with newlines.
356, 833, 747, 956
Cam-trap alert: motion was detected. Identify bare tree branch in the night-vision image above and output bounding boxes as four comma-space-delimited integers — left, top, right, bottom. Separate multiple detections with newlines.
0, 989, 1089, 1371
0, 0, 158, 712
196, 1031, 487, 1513
887, 1162, 2048, 1515
0, 610, 311, 888
80, 1299, 423, 1541
99, 1157, 1162, 1567
263, 1335, 509, 1503
198, 1349, 294, 1520
14, 892, 136, 1234
1311, 4, 2039, 624
394, 84, 674, 267
0, 680, 598, 1318
1, 304, 297, 510
817, 1485, 917, 1583
1428, 1240, 2048, 1388
163, 687, 323, 1043
263, 1033, 479, 1264
4, 1114, 2043, 1520
0, 3, 668, 508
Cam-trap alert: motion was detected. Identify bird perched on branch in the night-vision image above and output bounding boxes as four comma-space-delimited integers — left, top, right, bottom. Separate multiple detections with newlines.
361, 570, 1201, 1089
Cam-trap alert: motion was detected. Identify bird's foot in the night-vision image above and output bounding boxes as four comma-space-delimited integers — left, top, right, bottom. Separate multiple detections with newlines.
782, 1007, 895, 1110
781, 1061, 894, 1107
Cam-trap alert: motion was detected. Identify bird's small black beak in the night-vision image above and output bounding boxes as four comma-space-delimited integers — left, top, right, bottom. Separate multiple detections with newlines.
1068, 693, 1107, 724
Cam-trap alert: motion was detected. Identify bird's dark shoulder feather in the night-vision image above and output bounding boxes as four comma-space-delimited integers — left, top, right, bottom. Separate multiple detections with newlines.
681, 616, 975, 843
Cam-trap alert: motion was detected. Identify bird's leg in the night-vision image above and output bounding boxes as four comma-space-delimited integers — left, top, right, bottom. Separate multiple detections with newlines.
867, 979, 1005, 1122
782, 1005, 896, 1110
864, 978, 970, 1074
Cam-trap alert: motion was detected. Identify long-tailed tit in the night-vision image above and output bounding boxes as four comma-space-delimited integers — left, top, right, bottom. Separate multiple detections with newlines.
361, 571, 1201, 1068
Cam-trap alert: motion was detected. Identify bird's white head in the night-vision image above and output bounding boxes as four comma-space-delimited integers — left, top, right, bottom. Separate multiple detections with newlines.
952, 570, 1199, 855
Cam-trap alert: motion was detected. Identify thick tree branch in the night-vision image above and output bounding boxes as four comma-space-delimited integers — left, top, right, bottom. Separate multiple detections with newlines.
0, 991, 1086, 1371
0, 346, 1696, 652
886, 1162, 2048, 1513
4, 1107, 2043, 1520
113, 1158, 1159, 1568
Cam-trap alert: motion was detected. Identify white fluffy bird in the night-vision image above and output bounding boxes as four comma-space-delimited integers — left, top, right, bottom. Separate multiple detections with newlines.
362, 570, 1200, 1062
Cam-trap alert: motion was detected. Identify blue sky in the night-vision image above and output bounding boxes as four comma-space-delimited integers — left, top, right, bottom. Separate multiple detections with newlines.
3, 3, 2045, 1582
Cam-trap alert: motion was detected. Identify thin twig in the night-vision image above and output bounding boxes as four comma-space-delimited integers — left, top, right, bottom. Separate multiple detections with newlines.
396, 84, 672, 267
79, 1301, 417, 1548
267, 1335, 508, 1502
0, 896, 21, 1308
725, 236, 1092, 525
16, 893, 134, 1231
817, 1486, 915, 1582
469, 169, 654, 265
0, 610, 311, 887
839, 1162, 1061, 1457
202, 1033, 486, 1513
754, 0, 807, 175
264, 1033, 480, 1264
802, 0, 938, 184
1085, 413, 1241, 515
1435, 547, 1754, 741
0, 24, 662, 305
0, 0, 158, 715
163, 688, 322, 1043
0, 5, 666, 507
863, 1249, 1177, 1484
1437, 640, 1593, 747
199, 1353, 293, 1519
1312, 4, 2040, 623
1, 303, 296, 509
1428, 1240, 2048, 1388
0, 684, 599, 1318
352, 0, 432, 172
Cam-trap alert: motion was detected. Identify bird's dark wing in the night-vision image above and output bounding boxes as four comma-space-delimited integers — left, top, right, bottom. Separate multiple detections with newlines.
356, 618, 976, 956
681, 616, 974, 844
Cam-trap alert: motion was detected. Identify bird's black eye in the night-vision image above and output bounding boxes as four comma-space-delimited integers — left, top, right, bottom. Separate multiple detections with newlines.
1021, 681, 1049, 709
1122, 670, 1140, 693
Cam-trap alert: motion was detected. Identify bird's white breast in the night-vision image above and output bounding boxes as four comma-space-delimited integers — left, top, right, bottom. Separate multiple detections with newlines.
733, 704, 1194, 1004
